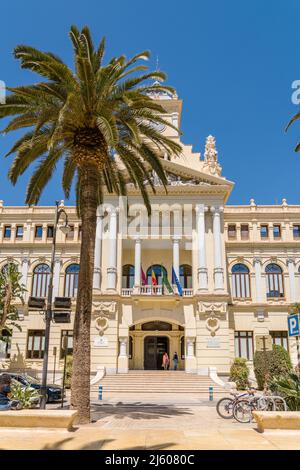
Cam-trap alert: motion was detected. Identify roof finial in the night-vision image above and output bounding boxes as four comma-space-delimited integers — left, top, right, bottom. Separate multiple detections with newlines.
203, 135, 222, 176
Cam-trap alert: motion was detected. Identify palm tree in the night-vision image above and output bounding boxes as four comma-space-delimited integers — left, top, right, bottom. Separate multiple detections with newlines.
0, 25, 182, 422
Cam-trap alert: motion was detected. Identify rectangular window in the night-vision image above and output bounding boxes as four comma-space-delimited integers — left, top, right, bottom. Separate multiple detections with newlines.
273, 225, 281, 239
3, 226, 11, 239
35, 225, 43, 238
234, 331, 253, 360
293, 225, 300, 239
16, 225, 24, 239
47, 225, 54, 238
26, 330, 45, 359
260, 225, 269, 238
66, 224, 75, 239
228, 224, 236, 239
270, 331, 288, 350
0, 331, 11, 359
241, 224, 249, 240
60, 330, 73, 359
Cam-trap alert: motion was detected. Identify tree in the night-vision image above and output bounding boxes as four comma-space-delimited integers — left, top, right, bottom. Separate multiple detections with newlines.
253, 344, 292, 390
0, 26, 182, 422
0, 263, 26, 339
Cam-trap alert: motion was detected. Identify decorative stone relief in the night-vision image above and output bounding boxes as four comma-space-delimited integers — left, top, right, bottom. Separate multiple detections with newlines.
198, 302, 227, 316
198, 302, 227, 336
205, 317, 220, 337
95, 316, 109, 336
92, 300, 117, 318
203, 135, 222, 176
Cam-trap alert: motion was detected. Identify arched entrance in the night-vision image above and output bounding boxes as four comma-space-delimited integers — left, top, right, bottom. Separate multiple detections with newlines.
129, 320, 185, 370
144, 336, 169, 370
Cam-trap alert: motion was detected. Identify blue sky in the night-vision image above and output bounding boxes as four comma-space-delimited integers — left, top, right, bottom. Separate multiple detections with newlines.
0, 0, 300, 206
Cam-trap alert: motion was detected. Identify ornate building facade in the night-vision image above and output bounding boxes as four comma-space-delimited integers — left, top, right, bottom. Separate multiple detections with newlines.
0, 88, 299, 384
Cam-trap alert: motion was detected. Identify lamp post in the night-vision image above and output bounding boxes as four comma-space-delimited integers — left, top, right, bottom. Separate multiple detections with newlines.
40, 200, 70, 409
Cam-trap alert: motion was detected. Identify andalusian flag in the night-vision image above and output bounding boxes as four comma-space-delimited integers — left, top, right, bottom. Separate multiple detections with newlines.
151, 269, 157, 286
162, 270, 173, 294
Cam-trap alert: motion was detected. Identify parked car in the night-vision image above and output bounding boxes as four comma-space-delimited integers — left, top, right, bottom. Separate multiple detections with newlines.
3, 373, 63, 402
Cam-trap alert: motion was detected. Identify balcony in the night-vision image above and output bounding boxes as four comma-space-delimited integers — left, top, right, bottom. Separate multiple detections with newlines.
121, 286, 193, 297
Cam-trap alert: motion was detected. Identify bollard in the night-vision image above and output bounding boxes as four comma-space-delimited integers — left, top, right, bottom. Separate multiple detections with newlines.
209, 385, 213, 401
98, 385, 103, 401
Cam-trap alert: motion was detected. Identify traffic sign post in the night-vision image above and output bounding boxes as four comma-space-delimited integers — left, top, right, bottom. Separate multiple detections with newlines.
288, 306, 300, 378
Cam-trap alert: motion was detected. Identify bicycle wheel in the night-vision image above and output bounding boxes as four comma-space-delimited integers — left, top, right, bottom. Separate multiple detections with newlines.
233, 399, 253, 423
272, 397, 287, 411
216, 397, 234, 419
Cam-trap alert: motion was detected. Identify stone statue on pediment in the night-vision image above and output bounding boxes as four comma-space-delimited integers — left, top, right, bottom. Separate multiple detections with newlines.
203, 135, 222, 176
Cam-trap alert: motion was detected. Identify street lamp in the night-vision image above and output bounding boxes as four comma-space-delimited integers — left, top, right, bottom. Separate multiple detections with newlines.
40, 200, 71, 409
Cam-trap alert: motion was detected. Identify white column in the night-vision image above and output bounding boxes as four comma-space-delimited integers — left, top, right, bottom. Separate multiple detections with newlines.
93, 214, 103, 289
186, 337, 195, 357
287, 258, 296, 303
172, 237, 180, 279
117, 336, 129, 373
196, 204, 208, 290
107, 208, 118, 290
21, 257, 30, 301
253, 257, 263, 302
211, 206, 224, 290
119, 337, 128, 357
134, 237, 141, 289
53, 257, 61, 298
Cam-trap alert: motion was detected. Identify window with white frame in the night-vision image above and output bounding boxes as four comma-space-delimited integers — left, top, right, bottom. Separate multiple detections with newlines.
64, 263, 79, 297
32, 263, 50, 297
266, 263, 284, 298
270, 331, 288, 350
231, 263, 251, 298
234, 331, 253, 360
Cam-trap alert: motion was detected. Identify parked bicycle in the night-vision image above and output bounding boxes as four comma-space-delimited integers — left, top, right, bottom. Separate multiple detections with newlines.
233, 390, 287, 423
216, 388, 256, 419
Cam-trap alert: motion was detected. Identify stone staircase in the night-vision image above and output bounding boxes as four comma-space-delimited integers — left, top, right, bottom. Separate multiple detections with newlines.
91, 370, 227, 400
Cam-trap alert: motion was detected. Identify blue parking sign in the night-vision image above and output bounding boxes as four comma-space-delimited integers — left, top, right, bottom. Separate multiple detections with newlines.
288, 314, 300, 337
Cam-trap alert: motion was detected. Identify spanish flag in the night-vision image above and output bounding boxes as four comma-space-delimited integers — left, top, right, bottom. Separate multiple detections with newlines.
151, 269, 158, 286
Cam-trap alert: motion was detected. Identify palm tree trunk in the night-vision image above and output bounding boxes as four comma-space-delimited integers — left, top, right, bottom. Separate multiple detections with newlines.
71, 165, 98, 423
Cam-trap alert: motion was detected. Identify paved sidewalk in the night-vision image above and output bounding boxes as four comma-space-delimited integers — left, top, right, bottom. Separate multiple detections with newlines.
1, 404, 300, 450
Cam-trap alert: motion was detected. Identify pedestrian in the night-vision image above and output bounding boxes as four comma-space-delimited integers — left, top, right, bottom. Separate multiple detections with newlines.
162, 352, 170, 370
173, 352, 179, 370
0, 374, 22, 411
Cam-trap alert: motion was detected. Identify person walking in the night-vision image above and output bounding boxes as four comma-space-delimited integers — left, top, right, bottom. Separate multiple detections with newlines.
173, 352, 179, 370
162, 352, 170, 370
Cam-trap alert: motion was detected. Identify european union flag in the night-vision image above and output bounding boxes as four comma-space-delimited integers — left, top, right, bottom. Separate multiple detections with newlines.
172, 267, 183, 296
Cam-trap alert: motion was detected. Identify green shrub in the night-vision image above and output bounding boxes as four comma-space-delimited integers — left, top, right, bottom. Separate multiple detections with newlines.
10, 382, 40, 408
229, 357, 250, 390
253, 344, 292, 390
271, 372, 300, 410
64, 355, 73, 389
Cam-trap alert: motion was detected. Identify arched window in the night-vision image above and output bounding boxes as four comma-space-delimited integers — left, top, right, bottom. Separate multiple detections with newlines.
1, 262, 18, 275
179, 264, 192, 288
122, 265, 135, 288
146, 265, 167, 285
231, 263, 250, 298
266, 263, 284, 298
141, 321, 172, 331
64, 264, 80, 298
32, 263, 51, 297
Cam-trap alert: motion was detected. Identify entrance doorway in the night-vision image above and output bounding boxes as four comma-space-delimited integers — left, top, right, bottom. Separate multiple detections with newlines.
144, 336, 169, 370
